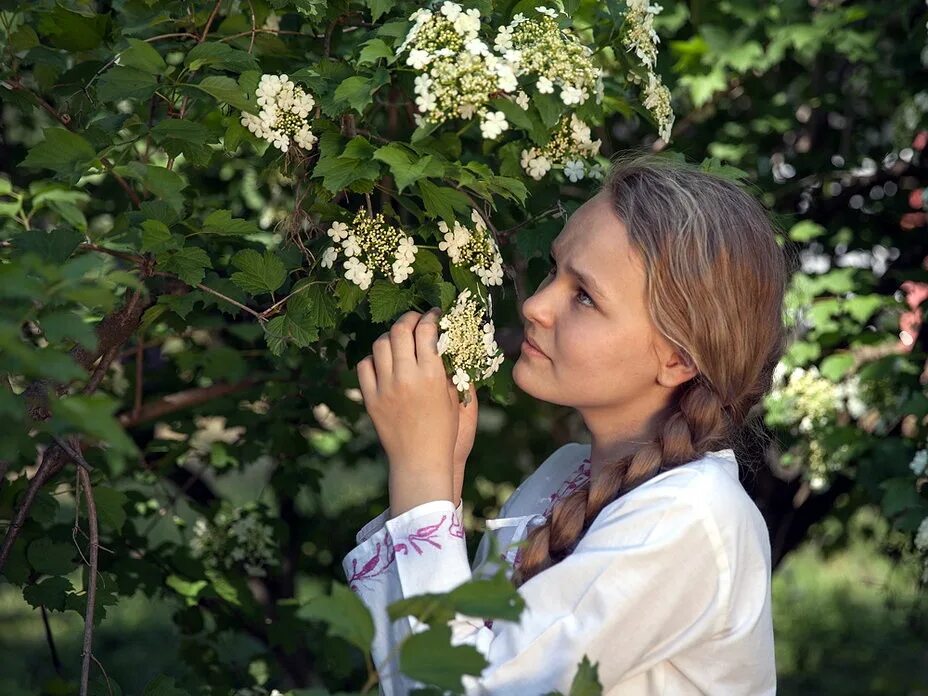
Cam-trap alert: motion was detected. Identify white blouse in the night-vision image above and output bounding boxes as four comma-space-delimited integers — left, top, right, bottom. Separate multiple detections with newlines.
341, 442, 776, 695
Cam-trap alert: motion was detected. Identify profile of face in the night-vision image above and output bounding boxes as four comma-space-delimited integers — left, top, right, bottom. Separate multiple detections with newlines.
513, 191, 696, 422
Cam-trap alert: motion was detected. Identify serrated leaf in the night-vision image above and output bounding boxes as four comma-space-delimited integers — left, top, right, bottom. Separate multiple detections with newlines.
54, 393, 139, 457
97, 66, 158, 102
119, 38, 166, 74
150, 119, 214, 144
37, 5, 108, 51
333, 75, 375, 114
21, 128, 96, 181
201, 209, 260, 236
297, 581, 375, 654
358, 37, 396, 65
191, 76, 257, 114
373, 144, 444, 193
161, 246, 212, 286
567, 655, 603, 696
288, 280, 340, 329
417, 180, 472, 225
27, 538, 76, 576
13, 227, 84, 263
141, 220, 178, 253
368, 281, 415, 323
22, 575, 74, 611
230, 249, 287, 295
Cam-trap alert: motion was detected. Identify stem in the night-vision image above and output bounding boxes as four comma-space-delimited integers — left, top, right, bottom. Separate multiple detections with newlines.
76, 465, 99, 696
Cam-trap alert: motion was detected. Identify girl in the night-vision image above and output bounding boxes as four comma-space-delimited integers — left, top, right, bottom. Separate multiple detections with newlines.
342, 150, 792, 695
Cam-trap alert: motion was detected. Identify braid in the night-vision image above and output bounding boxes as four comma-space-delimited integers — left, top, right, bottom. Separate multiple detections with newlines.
511, 380, 734, 588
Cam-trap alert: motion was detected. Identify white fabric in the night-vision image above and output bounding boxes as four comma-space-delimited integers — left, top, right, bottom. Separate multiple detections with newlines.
341, 442, 776, 695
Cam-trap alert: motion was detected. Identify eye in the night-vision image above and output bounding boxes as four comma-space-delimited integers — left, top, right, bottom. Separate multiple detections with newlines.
547, 254, 595, 308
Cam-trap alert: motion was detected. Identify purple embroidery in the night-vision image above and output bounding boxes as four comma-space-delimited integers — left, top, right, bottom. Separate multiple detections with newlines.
347, 511, 461, 592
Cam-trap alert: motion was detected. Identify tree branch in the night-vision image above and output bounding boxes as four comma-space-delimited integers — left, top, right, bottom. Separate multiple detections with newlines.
118, 377, 262, 428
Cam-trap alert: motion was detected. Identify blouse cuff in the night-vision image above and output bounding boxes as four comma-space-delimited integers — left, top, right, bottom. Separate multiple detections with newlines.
355, 498, 464, 545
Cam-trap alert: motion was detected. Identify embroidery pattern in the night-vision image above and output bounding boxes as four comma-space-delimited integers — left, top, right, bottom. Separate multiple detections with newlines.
347, 511, 461, 591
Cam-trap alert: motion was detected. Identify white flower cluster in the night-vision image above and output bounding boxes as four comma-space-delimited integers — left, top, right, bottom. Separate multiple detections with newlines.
398, 3, 519, 135
240, 73, 318, 153
320, 209, 418, 290
495, 6, 604, 108
190, 505, 278, 577
621, 0, 675, 142
438, 209, 504, 286
436, 288, 505, 400
520, 112, 602, 181
916, 516, 928, 552
179, 415, 246, 467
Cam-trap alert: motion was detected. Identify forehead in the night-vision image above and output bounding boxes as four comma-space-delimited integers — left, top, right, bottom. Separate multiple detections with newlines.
552, 193, 635, 268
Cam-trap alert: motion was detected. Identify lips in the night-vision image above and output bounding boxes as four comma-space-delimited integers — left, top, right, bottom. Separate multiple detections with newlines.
524, 334, 547, 357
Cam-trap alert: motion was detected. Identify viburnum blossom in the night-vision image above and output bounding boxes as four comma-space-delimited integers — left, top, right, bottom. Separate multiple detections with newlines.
496, 7, 602, 108
620, 0, 676, 142
240, 73, 317, 153
520, 112, 602, 181
320, 211, 418, 290
190, 505, 278, 577
437, 209, 505, 287
436, 288, 505, 401
398, 3, 519, 133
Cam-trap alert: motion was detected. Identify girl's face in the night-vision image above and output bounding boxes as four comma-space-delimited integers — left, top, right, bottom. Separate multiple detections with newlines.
513, 192, 682, 419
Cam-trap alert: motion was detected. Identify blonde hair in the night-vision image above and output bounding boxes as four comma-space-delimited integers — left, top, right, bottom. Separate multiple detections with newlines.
511, 149, 797, 588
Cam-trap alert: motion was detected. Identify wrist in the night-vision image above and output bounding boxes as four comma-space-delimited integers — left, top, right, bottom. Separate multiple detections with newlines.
388, 466, 453, 518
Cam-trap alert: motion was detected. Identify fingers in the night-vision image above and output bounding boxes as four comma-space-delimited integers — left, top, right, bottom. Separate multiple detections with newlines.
389, 310, 425, 381
357, 354, 377, 404
414, 307, 442, 369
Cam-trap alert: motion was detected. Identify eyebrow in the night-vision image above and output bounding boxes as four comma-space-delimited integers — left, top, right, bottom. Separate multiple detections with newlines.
549, 242, 608, 300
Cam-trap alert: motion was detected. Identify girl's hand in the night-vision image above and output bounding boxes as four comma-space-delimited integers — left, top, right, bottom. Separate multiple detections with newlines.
356, 308, 459, 509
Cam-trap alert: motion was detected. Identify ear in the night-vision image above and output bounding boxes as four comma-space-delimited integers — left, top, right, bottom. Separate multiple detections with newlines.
657, 346, 699, 389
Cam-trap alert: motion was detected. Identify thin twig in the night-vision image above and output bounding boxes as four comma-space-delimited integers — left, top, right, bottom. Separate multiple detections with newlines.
41, 605, 64, 676
194, 279, 265, 320
198, 0, 224, 43
76, 465, 99, 696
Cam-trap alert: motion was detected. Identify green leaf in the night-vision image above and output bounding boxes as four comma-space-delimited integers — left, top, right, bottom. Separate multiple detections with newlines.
288, 279, 340, 329
297, 581, 375, 654
417, 180, 472, 226
185, 42, 260, 73
150, 119, 214, 145
141, 220, 178, 254
119, 38, 166, 74
364, 0, 396, 22
191, 76, 257, 113
333, 76, 375, 115
166, 575, 208, 601
399, 623, 487, 692
534, 91, 562, 128
567, 655, 603, 696
14, 227, 83, 264
20, 128, 96, 181
358, 38, 396, 65
97, 66, 159, 102
201, 209, 260, 236
54, 393, 139, 457
39, 310, 98, 350
819, 353, 855, 381
445, 573, 526, 622
230, 249, 287, 295
22, 575, 74, 611
373, 143, 444, 193
27, 538, 76, 576
37, 6, 108, 51
93, 486, 128, 531
312, 154, 381, 194
368, 280, 415, 323
161, 246, 212, 286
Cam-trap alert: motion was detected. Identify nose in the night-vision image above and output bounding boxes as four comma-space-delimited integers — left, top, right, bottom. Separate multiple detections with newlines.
520, 274, 554, 330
